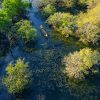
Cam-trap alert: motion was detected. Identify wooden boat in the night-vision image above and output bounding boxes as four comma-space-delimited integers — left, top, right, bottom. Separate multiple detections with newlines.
40, 25, 48, 37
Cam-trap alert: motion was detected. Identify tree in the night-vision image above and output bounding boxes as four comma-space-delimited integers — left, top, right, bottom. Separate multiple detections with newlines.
62, 0, 77, 7
63, 48, 100, 79
76, 23, 100, 45
42, 4, 56, 17
15, 20, 36, 44
76, 3, 100, 45
0, 10, 12, 33
34, 0, 56, 8
62, 0, 99, 8
2, 0, 29, 21
3, 59, 32, 94
35, 0, 77, 8
47, 12, 76, 38
79, 0, 99, 8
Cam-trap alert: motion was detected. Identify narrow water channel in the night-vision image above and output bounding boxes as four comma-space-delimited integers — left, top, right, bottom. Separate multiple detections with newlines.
28, 1, 53, 49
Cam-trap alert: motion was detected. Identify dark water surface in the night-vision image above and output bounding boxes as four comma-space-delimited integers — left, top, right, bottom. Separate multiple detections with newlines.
0, 1, 100, 100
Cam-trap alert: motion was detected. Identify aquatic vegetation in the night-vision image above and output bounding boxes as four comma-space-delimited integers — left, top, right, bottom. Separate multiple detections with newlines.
67, 79, 100, 100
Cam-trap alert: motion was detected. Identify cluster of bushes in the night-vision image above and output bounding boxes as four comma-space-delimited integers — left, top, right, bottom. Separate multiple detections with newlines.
35, 0, 98, 8
0, 0, 36, 47
35, 0, 99, 15
48, 3, 100, 46
36, 0, 100, 46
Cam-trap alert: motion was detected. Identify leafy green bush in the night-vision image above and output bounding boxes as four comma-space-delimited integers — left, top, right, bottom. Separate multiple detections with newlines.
63, 48, 100, 79
3, 59, 32, 94
42, 4, 56, 17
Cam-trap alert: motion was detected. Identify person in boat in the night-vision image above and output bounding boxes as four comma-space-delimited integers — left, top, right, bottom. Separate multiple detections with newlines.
40, 25, 48, 37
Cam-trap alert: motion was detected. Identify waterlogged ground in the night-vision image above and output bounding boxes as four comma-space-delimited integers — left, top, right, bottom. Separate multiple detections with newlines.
0, 1, 100, 100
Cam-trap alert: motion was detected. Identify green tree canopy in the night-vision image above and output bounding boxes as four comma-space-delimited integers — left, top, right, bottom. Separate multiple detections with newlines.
0, 10, 12, 33
3, 59, 32, 94
76, 3, 100, 45
47, 12, 76, 38
2, 0, 29, 21
42, 4, 56, 17
63, 48, 100, 79
15, 20, 36, 43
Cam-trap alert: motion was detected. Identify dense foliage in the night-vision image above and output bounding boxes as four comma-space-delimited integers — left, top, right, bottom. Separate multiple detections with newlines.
0, 0, 36, 48
0, 10, 12, 33
76, 3, 100, 45
35, 0, 99, 8
63, 48, 100, 79
47, 12, 75, 37
15, 20, 36, 43
37, 0, 100, 46
2, 0, 29, 21
42, 4, 56, 17
3, 59, 32, 94
0, 0, 29, 33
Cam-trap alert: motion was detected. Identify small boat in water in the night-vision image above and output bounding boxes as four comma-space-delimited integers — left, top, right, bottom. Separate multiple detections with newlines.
40, 25, 48, 37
